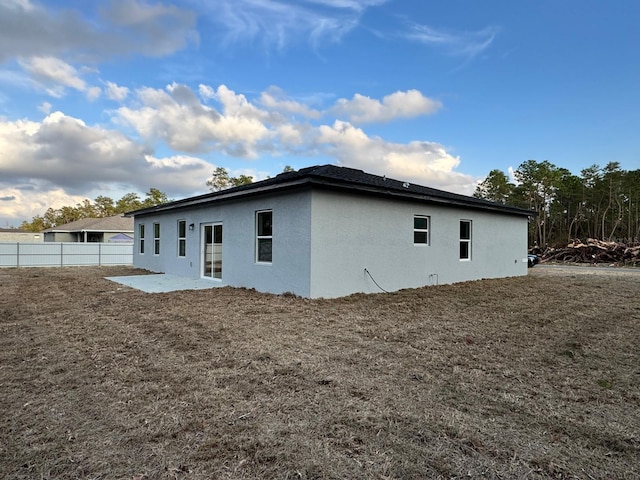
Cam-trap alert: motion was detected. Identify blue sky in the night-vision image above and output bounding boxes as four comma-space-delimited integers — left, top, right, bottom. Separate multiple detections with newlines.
1, 0, 639, 226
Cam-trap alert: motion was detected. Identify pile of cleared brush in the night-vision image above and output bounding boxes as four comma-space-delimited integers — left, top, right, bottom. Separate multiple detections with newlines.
539, 238, 640, 266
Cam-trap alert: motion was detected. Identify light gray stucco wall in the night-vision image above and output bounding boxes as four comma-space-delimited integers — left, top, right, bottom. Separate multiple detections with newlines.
308, 190, 529, 298
44, 232, 74, 242
133, 190, 313, 297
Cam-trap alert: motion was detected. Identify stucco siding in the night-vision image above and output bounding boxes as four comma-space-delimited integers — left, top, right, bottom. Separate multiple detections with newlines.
133, 190, 313, 297
308, 190, 528, 298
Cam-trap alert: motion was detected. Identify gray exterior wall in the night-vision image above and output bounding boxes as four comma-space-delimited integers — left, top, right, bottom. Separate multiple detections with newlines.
44, 231, 133, 242
44, 232, 75, 242
134, 190, 313, 297
309, 190, 529, 298
133, 188, 529, 298
0, 231, 42, 242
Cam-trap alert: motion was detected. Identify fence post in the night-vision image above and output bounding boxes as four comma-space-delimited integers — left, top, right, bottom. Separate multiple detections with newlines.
98, 243, 102, 266
61, 243, 64, 267
16, 242, 20, 268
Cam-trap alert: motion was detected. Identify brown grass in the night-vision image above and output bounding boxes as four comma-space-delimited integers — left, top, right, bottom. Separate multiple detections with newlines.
1, 266, 639, 479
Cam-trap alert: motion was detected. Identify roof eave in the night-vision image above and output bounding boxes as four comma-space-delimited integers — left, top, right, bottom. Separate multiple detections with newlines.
127, 178, 313, 217
128, 174, 535, 218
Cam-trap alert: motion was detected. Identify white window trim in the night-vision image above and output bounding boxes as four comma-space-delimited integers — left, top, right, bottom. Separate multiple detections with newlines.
413, 215, 430, 246
177, 220, 186, 258
139, 224, 145, 255
460, 219, 472, 261
153, 222, 160, 256
255, 210, 273, 264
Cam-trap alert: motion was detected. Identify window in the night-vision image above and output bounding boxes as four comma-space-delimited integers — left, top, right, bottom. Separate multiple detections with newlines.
177, 220, 186, 257
139, 224, 145, 254
256, 210, 272, 263
153, 222, 160, 255
460, 220, 471, 260
414, 216, 430, 245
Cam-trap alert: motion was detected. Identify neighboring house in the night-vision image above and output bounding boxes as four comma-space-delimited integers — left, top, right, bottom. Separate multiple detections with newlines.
0, 229, 43, 242
43, 215, 134, 243
129, 165, 534, 298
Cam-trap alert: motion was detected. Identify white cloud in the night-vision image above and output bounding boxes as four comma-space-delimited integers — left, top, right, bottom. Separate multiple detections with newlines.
19, 56, 86, 97
260, 86, 321, 119
0, 111, 216, 223
105, 81, 129, 101
0, 83, 478, 224
143, 154, 220, 193
316, 120, 477, 193
38, 101, 52, 114
0, 0, 197, 63
198, 84, 216, 101
17, 56, 104, 100
405, 24, 499, 59
117, 83, 273, 157
200, 0, 388, 51
0, 111, 149, 191
0, 184, 89, 224
86, 86, 101, 101
116, 83, 475, 191
332, 89, 441, 124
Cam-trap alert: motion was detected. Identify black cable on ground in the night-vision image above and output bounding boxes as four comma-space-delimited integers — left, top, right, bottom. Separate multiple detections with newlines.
364, 268, 389, 293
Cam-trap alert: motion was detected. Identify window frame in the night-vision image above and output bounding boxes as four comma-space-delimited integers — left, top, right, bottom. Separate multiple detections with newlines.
413, 215, 430, 245
139, 224, 145, 254
153, 222, 160, 255
177, 220, 186, 257
255, 210, 273, 264
459, 220, 472, 261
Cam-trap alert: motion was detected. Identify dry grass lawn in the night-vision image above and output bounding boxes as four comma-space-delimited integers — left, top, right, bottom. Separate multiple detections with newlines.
1, 266, 639, 479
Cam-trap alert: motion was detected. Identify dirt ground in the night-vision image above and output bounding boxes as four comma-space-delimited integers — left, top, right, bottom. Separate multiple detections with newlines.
1, 266, 638, 479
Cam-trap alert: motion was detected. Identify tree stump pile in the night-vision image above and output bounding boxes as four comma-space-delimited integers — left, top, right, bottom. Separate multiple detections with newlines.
537, 239, 640, 266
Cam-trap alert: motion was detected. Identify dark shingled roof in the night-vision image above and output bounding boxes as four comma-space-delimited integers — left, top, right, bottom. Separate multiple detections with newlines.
128, 165, 535, 217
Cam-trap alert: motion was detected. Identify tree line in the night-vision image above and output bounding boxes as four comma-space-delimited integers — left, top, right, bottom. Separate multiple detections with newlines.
18, 166, 297, 231
19, 188, 170, 231
473, 160, 640, 247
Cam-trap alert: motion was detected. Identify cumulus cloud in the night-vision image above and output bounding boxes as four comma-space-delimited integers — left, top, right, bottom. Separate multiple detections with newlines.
117, 83, 273, 157
16, 56, 105, 100
316, 120, 477, 193
0, 112, 215, 223
114, 83, 475, 191
0, 184, 90, 223
0, 83, 477, 224
0, 0, 197, 63
19, 56, 86, 96
332, 89, 441, 124
38, 101, 52, 114
105, 81, 129, 101
260, 86, 321, 119
0, 112, 150, 191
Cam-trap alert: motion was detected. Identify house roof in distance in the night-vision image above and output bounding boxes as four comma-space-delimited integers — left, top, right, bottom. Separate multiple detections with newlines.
129, 165, 535, 217
43, 214, 134, 233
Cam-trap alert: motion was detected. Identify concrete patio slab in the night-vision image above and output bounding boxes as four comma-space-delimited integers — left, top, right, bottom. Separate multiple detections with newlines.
105, 274, 219, 293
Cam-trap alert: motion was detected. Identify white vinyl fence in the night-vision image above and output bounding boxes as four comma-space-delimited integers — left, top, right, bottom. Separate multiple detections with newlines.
0, 242, 133, 267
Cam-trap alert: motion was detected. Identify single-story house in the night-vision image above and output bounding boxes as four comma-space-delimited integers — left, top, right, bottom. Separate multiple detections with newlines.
0, 229, 43, 242
43, 215, 134, 243
128, 165, 535, 298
